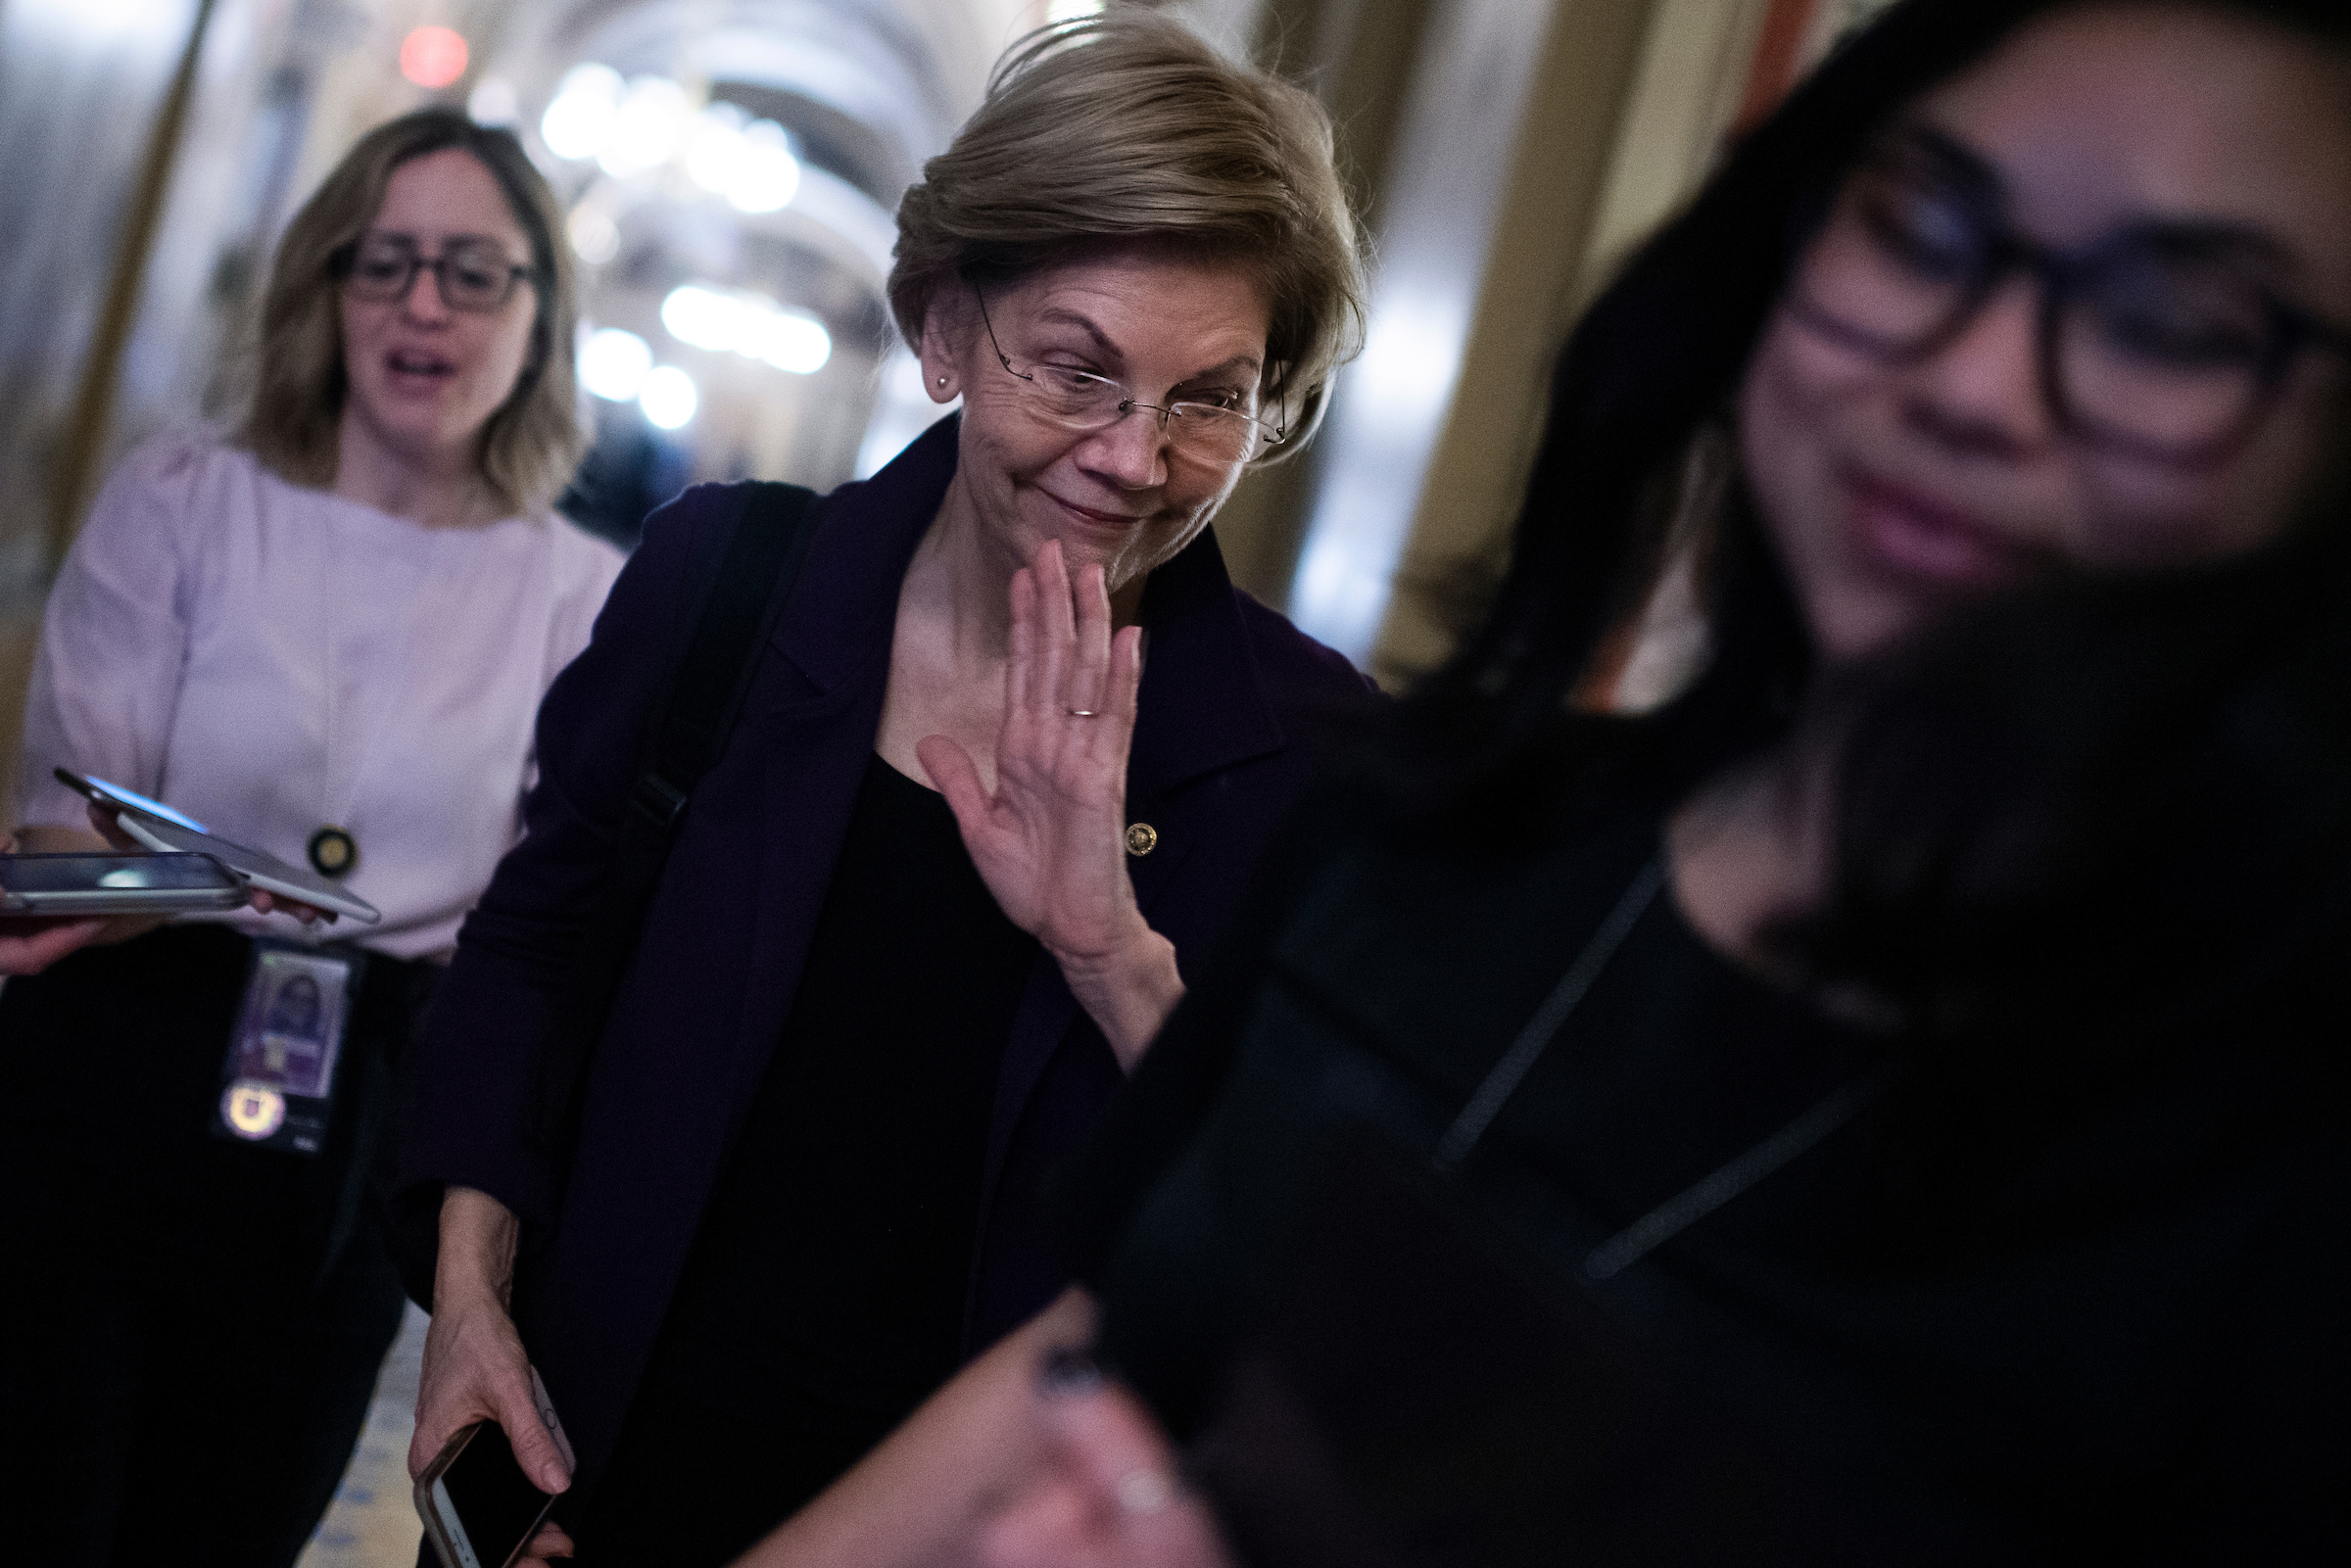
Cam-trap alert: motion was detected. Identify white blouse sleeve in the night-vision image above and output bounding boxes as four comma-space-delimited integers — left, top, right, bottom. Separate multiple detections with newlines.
16, 436, 207, 829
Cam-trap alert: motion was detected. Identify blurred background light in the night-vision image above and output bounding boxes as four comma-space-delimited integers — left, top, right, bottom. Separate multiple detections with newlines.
579, 328, 652, 402
752, 312, 830, 374
544, 71, 801, 220
660, 285, 830, 374
566, 207, 620, 264
541, 64, 623, 161
659, 285, 737, 352
1046, 1, 1104, 21
727, 119, 800, 214
398, 26, 468, 91
466, 77, 518, 126
640, 365, 698, 429
599, 75, 691, 177
684, 102, 750, 195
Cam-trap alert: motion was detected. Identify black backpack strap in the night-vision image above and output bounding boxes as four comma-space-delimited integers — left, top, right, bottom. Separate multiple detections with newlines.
529, 480, 818, 1154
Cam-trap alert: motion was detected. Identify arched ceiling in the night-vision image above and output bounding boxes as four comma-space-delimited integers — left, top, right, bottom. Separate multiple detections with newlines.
496, 0, 1032, 197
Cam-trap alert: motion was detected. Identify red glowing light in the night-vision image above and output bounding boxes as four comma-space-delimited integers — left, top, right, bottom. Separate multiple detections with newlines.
400, 26, 469, 90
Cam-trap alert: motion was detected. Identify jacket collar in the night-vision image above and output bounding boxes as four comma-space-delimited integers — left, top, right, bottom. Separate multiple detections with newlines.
770, 415, 960, 695
774, 411, 1290, 794
1127, 509, 1287, 798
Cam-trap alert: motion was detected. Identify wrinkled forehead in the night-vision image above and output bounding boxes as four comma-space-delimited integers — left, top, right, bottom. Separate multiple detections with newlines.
1906, 4, 2351, 309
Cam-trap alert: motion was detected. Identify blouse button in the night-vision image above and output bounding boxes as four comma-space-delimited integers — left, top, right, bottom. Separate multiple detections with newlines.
1125, 823, 1158, 857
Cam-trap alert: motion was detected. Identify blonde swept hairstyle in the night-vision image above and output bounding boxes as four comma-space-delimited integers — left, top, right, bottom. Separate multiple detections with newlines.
889, 8, 1368, 452
242, 109, 585, 515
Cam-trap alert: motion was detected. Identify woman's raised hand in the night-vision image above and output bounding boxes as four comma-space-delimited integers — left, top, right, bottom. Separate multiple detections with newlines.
919, 541, 1184, 1070
968, 1367, 1236, 1568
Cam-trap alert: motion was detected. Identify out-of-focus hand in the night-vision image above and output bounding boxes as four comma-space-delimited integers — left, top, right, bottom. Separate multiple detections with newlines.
919, 541, 1183, 1069
83, 802, 143, 851
965, 1367, 1234, 1568
0, 809, 337, 974
247, 885, 337, 925
511, 1520, 577, 1566
0, 831, 107, 976
411, 1190, 571, 1506
0, 913, 108, 976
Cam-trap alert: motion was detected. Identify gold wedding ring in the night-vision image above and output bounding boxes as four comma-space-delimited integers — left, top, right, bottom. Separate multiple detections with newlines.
1065, 707, 1099, 718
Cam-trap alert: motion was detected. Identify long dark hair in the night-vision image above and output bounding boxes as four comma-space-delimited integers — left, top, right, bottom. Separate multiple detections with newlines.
1394, 0, 2351, 1037
1788, 446, 2351, 1044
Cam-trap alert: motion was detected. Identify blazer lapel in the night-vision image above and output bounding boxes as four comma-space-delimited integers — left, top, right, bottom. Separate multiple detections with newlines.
718, 418, 961, 1128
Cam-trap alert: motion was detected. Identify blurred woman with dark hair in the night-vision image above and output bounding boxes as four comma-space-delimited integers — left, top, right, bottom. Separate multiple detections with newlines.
742, 2, 2351, 1562
0, 108, 618, 1566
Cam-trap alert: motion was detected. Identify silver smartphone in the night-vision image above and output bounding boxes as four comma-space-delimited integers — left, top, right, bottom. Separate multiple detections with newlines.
54, 768, 382, 925
0, 851, 248, 915
415, 1421, 558, 1568
415, 1368, 574, 1568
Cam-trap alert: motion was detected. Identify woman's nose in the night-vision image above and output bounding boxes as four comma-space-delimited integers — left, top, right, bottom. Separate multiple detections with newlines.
1079, 406, 1171, 489
1899, 275, 2054, 459
399, 265, 454, 323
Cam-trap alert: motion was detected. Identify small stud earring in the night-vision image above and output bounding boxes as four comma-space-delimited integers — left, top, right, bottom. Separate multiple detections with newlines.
936, 375, 949, 389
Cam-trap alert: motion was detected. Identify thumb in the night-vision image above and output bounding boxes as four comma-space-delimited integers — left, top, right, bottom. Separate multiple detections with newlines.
86, 804, 141, 850
490, 1371, 572, 1495
916, 735, 991, 840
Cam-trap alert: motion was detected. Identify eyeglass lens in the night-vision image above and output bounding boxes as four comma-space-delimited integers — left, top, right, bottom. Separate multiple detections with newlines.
1792, 137, 2291, 456
976, 290, 1271, 464
1015, 363, 1264, 464
345, 236, 525, 312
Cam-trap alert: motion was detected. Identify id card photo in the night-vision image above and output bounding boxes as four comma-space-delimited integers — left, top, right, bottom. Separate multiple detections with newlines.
215, 944, 356, 1155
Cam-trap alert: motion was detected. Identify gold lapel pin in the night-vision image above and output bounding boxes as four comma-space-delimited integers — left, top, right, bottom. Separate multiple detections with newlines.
1125, 823, 1158, 857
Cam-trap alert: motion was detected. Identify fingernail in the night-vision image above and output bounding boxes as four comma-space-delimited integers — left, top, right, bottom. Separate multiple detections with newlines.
544, 1465, 568, 1491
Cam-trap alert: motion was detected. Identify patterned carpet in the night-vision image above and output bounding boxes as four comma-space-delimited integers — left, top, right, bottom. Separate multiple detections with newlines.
299, 1303, 428, 1568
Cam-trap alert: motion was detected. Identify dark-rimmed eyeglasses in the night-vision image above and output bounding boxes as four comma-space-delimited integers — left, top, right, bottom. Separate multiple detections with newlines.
974, 289, 1284, 466
337, 234, 535, 314
1788, 125, 2351, 463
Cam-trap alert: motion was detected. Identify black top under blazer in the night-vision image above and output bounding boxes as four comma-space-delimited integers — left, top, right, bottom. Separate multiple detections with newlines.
395, 415, 1373, 1496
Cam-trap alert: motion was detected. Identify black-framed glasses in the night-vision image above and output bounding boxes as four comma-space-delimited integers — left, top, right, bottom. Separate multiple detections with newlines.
1788, 125, 2351, 463
974, 289, 1285, 466
337, 233, 535, 313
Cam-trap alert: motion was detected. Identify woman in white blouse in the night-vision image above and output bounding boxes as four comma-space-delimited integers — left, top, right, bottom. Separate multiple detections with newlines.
0, 110, 620, 1566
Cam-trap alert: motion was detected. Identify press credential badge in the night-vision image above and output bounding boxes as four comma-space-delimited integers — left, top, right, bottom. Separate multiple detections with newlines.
214, 943, 356, 1155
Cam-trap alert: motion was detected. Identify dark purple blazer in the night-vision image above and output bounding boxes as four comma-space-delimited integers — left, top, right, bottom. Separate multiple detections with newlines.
396, 416, 1371, 1493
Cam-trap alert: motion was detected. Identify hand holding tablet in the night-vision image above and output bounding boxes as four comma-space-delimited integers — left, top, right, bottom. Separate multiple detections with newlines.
54, 769, 383, 926
0, 849, 247, 915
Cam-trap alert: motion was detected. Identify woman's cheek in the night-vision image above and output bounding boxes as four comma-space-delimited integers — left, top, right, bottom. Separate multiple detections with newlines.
1738, 324, 1847, 567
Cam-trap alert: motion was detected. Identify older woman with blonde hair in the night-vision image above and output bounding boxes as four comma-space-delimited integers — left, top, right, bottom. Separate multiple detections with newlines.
0, 108, 620, 1566
395, 11, 1370, 1565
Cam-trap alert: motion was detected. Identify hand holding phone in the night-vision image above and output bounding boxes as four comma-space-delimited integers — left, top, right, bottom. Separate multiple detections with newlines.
416, 1365, 578, 1568
416, 1420, 559, 1568
412, 1258, 577, 1568
0, 914, 102, 976
0, 833, 243, 975
54, 769, 381, 925
0, 833, 102, 976
0, 851, 247, 916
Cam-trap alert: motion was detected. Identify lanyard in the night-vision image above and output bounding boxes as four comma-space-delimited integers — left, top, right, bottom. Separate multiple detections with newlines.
1431, 852, 1887, 1283
312, 527, 457, 877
